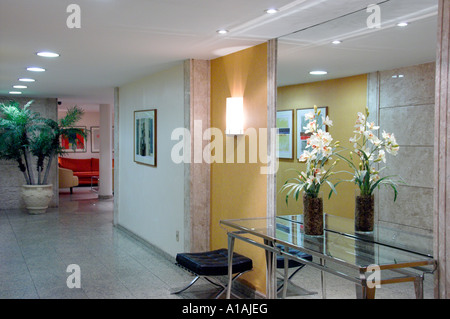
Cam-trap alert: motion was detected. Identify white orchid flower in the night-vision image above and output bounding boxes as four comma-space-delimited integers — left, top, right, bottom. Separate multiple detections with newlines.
366, 121, 379, 130
322, 115, 333, 127
304, 112, 315, 121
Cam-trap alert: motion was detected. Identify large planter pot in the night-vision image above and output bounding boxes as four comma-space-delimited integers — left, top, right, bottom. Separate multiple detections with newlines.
21, 184, 53, 215
303, 193, 324, 236
355, 193, 374, 232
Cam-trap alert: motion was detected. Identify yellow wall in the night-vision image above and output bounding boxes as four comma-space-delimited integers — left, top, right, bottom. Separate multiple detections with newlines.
210, 43, 268, 293
277, 74, 367, 219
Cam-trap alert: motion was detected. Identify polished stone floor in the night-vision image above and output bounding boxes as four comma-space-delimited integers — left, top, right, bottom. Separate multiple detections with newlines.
0, 187, 435, 299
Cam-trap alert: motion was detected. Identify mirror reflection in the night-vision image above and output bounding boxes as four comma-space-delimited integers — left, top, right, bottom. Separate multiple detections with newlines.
276, 0, 437, 251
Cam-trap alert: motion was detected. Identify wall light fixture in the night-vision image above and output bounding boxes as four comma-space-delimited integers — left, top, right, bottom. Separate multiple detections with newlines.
226, 97, 244, 135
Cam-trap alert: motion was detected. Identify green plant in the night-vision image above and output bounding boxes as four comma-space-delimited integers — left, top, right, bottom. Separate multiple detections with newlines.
335, 107, 404, 200
280, 106, 340, 204
0, 100, 86, 185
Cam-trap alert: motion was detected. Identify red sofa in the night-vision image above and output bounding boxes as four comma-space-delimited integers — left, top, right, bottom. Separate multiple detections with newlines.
58, 157, 99, 186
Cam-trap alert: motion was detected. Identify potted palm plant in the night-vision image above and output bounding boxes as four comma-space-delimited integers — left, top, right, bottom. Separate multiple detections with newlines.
0, 100, 86, 214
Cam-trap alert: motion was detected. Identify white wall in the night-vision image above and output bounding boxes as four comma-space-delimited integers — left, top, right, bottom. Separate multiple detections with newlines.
116, 63, 186, 257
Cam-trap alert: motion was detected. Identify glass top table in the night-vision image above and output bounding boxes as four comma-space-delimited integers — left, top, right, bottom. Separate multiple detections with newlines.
278, 214, 434, 258
220, 216, 436, 299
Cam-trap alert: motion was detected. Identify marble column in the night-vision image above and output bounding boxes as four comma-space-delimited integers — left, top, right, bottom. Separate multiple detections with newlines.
98, 103, 113, 199
185, 59, 211, 252
434, 0, 450, 299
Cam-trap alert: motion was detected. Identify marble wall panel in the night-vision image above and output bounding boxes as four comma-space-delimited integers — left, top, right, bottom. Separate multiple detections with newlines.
379, 62, 435, 108
383, 146, 434, 189
374, 62, 435, 235
378, 185, 433, 231
188, 59, 211, 252
380, 104, 435, 146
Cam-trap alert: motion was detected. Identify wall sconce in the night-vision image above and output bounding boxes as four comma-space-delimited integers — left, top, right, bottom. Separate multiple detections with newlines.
226, 97, 244, 135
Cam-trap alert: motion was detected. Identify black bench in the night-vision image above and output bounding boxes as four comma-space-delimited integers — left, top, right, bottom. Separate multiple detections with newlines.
173, 248, 253, 299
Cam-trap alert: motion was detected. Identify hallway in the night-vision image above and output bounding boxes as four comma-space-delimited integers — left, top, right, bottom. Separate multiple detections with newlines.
0, 188, 217, 299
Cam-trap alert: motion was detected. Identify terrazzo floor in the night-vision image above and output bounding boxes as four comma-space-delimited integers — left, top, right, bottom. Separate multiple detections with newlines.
0, 187, 435, 299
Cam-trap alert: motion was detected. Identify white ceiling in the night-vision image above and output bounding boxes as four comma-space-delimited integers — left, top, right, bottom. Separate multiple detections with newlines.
0, 0, 440, 109
277, 0, 438, 86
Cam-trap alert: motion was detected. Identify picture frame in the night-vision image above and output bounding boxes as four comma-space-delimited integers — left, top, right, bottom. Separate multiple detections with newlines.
90, 126, 114, 153
134, 109, 157, 167
60, 126, 87, 153
276, 110, 294, 159
91, 126, 100, 153
296, 107, 328, 159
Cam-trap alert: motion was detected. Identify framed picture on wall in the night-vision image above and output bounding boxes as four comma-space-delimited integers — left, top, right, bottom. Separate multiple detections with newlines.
276, 110, 294, 159
91, 126, 100, 153
90, 126, 115, 153
60, 126, 87, 153
296, 107, 328, 159
134, 109, 157, 167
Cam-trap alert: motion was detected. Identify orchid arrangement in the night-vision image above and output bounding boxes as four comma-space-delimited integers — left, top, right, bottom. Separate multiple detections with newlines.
281, 106, 339, 203
336, 107, 403, 200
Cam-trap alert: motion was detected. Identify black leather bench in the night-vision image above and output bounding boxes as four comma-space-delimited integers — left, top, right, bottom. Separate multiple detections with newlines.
173, 248, 253, 298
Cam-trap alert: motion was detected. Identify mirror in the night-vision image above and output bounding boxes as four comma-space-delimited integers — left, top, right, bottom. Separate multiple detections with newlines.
275, 0, 437, 244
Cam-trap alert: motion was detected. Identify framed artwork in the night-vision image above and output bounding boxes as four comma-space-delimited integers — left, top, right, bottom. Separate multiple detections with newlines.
276, 110, 294, 159
134, 109, 157, 167
296, 107, 328, 159
60, 126, 87, 153
91, 126, 100, 153
90, 126, 114, 153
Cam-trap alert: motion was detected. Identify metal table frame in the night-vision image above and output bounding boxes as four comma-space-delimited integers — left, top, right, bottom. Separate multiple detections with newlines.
220, 217, 437, 299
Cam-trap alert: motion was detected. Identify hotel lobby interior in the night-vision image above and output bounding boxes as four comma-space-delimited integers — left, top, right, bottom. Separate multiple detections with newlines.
1, 0, 450, 300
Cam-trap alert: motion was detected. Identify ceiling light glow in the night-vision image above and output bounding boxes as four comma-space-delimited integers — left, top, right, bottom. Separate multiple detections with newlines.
397, 22, 408, 27
13, 85, 27, 89
310, 71, 328, 75
27, 67, 46, 72
19, 78, 35, 82
9, 91, 22, 95
332, 40, 342, 44
265, 8, 279, 14
36, 51, 60, 58
217, 29, 229, 34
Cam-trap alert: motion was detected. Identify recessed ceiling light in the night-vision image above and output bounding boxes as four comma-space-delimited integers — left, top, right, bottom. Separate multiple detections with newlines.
265, 8, 279, 14
19, 78, 35, 82
13, 85, 27, 89
217, 29, 229, 34
397, 22, 408, 27
9, 91, 22, 95
310, 71, 328, 75
27, 67, 46, 72
332, 40, 342, 45
36, 51, 60, 58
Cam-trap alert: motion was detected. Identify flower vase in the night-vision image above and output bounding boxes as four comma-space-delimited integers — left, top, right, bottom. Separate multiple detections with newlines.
355, 193, 374, 232
303, 193, 324, 236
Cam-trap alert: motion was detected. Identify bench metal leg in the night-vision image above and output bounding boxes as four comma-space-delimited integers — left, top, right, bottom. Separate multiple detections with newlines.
172, 272, 248, 299
172, 276, 200, 295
